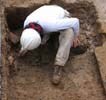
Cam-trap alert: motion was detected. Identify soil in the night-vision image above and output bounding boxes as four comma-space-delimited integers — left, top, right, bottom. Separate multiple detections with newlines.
1, 0, 106, 100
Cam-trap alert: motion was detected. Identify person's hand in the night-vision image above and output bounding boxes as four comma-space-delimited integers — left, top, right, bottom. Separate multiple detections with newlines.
18, 50, 28, 57
41, 34, 50, 45
72, 36, 80, 48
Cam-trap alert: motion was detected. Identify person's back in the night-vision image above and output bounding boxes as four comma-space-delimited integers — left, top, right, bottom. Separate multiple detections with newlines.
24, 5, 79, 34
24, 5, 68, 28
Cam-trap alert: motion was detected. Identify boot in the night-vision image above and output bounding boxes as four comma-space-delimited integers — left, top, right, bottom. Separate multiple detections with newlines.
52, 65, 63, 85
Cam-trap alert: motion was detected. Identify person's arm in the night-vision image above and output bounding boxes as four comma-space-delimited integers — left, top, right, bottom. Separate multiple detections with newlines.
45, 18, 80, 34
41, 34, 50, 45
72, 35, 80, 48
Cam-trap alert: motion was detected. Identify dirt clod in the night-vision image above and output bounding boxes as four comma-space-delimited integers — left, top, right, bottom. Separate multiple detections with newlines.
8, 32, 20, 44
8, 56, 15, 65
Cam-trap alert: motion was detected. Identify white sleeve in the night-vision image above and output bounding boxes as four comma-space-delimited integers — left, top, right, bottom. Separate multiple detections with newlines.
45, 18, 80, 36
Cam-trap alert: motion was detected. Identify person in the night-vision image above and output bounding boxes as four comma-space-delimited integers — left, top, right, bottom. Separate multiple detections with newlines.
19, 5, 80, 85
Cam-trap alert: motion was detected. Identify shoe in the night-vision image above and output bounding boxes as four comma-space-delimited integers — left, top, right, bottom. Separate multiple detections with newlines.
71, 45, 87, 55
52, 65, 63, 85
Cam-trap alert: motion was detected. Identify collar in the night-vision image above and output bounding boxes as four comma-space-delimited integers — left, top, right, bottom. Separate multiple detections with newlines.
24, 22, 43, 35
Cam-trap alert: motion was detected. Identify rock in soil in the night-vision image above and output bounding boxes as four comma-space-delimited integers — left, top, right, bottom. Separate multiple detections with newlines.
8, 32, 20, 44
95, 42, 106, 92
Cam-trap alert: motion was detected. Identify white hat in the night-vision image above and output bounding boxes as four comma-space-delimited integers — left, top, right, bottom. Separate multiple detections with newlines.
20, 28, 41, 52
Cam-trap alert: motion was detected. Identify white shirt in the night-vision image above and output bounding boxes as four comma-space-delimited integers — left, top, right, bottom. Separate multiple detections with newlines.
24, 5, 79, 36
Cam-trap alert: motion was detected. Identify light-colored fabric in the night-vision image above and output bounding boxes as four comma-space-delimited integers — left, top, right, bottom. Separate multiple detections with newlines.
24, 5, 79, 36
24, 5, 66, 27
20, 28, 41, 51
21, 5, 80, 66
55, 28, 74, 66
38, 18, 79, 36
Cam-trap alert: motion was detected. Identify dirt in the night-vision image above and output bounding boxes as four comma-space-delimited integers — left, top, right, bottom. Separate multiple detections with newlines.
1, 0, 106, 100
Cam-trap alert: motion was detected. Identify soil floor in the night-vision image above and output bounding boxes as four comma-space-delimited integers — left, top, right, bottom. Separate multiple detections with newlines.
9, 49, 106, 100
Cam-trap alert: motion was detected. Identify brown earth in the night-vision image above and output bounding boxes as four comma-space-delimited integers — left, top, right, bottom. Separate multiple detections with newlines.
1, 0, 106, 100
95, 42, 106, 93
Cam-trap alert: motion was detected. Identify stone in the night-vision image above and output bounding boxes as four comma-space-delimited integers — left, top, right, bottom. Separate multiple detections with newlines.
95, 42, 106, 91
100, 21, 106, 33
8, 32, 20, 44
61, 0, 77, 3
8, 56, 15, 65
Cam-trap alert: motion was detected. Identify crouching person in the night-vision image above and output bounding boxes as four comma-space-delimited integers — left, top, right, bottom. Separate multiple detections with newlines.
19, 5, 80, 85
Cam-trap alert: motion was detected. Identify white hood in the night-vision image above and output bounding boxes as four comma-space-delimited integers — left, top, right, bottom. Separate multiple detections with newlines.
20, 28, 41, 52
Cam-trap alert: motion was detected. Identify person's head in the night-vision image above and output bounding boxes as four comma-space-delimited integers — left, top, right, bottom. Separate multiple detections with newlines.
20, 28, 41, 54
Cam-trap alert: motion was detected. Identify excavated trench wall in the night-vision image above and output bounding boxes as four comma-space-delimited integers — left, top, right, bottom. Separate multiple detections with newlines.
2, 1, 103, 100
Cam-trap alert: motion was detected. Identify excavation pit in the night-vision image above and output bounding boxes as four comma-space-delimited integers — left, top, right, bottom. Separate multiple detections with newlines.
2, 1, 105, 100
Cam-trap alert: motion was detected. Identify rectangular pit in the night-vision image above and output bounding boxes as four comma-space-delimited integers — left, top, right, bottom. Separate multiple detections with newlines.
2, 1, 105, 100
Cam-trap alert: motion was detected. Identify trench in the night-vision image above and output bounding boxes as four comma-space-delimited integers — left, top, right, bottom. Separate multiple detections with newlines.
2, 1, 106, 100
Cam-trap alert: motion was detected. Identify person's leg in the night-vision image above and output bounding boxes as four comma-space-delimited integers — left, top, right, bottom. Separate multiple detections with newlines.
52, 28, 74, 84
55, 28, 74, 66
